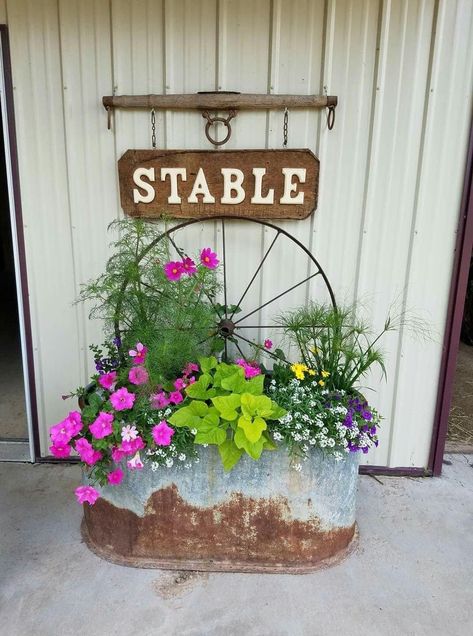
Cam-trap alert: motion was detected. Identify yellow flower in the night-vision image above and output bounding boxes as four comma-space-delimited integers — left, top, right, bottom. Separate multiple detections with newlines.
310, 346, 319, 355
318, 379, 325, 387
291, 363, 308, 380
321, 370, 330, 378
308, 369, 316, 376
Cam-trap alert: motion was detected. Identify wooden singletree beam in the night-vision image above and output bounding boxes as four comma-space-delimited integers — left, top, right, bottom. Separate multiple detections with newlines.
102, 93, 338, 111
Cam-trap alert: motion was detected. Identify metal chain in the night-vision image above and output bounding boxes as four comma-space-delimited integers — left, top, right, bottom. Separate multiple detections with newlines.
151, 108, 157, 148
283, 107, 288, 148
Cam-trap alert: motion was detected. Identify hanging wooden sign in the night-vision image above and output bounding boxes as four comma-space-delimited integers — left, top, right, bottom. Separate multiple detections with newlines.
118, 149, 319, 220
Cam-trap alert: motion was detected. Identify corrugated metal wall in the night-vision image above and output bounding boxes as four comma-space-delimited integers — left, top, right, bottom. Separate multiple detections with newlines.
3, 0, 473, 465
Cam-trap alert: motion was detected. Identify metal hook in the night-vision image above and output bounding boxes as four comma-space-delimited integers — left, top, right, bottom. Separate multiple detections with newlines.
105, 105, 112, 130
327, 104, 336, 130
202, 110, 236, 146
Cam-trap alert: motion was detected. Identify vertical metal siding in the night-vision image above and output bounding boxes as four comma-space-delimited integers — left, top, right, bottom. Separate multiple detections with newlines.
5, 0, 473, 465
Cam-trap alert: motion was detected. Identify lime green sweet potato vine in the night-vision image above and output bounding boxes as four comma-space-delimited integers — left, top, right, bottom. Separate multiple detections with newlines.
168, 357, 286, 471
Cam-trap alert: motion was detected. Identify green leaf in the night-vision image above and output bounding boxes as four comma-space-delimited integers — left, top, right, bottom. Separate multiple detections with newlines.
195, 427, 226, 446
211, 394, 241, 421
199, 356, 218, 373
234, 427, 265, 460
237, 414, 267, 443
218, 439, 244, 471
262, 432, 277, 450
213, 362, 239, 388
244, 374, 265, 395
185, 373, 216, 400
240, 393, 273, 418
168, 401, 208, 428
221, 367, 247, 393
269, 402, 287, 420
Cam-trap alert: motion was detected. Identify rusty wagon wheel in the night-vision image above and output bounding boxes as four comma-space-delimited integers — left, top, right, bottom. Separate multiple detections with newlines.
113, 216, 336, 366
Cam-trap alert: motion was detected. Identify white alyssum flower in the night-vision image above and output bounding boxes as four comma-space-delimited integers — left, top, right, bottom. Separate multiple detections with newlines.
165, 458, 174, 468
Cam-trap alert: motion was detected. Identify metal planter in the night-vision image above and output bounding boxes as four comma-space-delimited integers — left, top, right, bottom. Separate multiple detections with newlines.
82, 447, 359, 573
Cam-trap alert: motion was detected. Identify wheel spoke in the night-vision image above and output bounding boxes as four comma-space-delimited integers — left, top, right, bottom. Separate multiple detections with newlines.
234, 271, 321, 325
229, 230, 281, 320
222, 219, 228, 319
197, 331, 218, 346
232, 338, 248, 361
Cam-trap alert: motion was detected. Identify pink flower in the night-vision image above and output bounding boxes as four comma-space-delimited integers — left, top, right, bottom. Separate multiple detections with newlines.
152, 421, 175, 446
264, 339, 273, 350
173, 378, 186, 391
128, 342, 147, 365
75, 485, 100, 505
89, 411, 114, 439
128, 365, 149, 386
121, 424, 138, 442
150, 392, 169, 409
120, 436, 145, 456
49, 443, 71, 458
236, 358, 261, 379
200, 247, 219, 269
110, 387, 135, 411
75, 438, 102, 465
169, 391, 184, 405
111, 446, 126, 463
188, 376, 196, 384
127, 451, 144, 470
181, 257, 197, 275
183, 362, 199, 376
164, 261, 184, 281
98, 371, 117, 391
107, 468, 124, 485
50, 412, 82, 445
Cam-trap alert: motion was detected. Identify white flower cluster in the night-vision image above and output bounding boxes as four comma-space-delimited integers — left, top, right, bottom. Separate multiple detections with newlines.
268, 379, 380, 469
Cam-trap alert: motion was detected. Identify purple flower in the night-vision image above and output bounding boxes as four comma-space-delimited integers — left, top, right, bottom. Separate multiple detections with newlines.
361, 409, 372, 421
113, 336, 122, 348
343, 410, 354, 428
370, 426, 377, 435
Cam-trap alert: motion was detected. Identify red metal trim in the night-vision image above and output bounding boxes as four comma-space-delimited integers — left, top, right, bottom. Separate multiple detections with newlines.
429, 116, 473, 476
0, 25, 41, 460
360, 465, 429, 478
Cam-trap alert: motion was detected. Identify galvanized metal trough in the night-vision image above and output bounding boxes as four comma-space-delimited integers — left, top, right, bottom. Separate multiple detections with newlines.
82, 448, 359, 573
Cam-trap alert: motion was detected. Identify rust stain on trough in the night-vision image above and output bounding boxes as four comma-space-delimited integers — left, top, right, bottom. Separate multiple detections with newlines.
83, 484, 356, 572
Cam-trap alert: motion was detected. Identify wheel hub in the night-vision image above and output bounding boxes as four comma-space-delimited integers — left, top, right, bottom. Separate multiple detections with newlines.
218, 318, 236, 338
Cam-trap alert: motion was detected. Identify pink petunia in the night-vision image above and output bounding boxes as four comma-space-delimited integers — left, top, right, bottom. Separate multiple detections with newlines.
49, 443, 71, 459
200, 247, 219, 269
98, 371, 117, 391
264, 339, 273, 350
181, 257, 197, 275
107, 468, 124, 485
110, 387, 135, 411
187, 376, 196, 384
235, 358, 261, 379
111, 446, 126, 463
75, 485, 100, 505
89, 411, 114, 439
164, 261, 184, 281
152, 421, 175, 446
127, 451, 144, 470
150, 392, 169, 409
120, 436, 144, 456
173, 378, 186, 391
128, 342, 148, 365
50, 412, 82, 446
128, 365, 149, 386
183, 362, 199, 376
169, 391, 184, 405
75, 437, 102, 466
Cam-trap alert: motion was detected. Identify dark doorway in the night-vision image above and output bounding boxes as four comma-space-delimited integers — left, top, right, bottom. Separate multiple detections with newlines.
446, 253, 473, 453
0, 100, 28, 441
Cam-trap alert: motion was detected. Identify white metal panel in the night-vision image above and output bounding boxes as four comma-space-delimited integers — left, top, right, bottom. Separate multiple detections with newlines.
7, 0, 82, 454
390, 0, 473, 467
58, 0, 118, 380
0, 1, 6, 23
5, 0, 473, 465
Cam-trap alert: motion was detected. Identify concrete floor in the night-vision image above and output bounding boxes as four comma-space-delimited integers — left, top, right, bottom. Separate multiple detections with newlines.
1, 455, 472, 636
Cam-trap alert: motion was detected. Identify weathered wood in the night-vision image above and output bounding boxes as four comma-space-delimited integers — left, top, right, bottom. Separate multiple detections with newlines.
103, 93, 337, 111
118, 149, 319, 220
